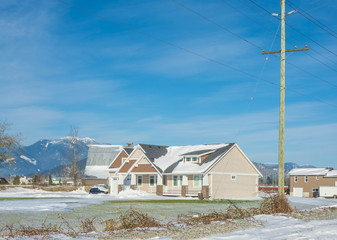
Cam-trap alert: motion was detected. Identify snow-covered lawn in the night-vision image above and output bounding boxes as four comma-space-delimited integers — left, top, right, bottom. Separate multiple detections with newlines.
0, 187, 173, 212
197, 215, 337, 240
1, 187, 337, 239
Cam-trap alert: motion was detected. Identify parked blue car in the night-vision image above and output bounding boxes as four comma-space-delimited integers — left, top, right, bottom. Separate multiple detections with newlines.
89, 187, 108, 194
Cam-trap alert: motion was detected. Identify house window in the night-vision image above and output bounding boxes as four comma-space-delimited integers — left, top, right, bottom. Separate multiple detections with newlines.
179, 176, 183, 186
122, 158, 127, 164
305, 176, 308, 183
137, 176, 143, 186
294, 176, 298, 183
193, 175, 200, 187
150, 175, 156, 186
186, 157, 191, 162
231, 175, 236, 180
192, 157, 198, 162
173, 176, 179, 186
316, 176, 319, 180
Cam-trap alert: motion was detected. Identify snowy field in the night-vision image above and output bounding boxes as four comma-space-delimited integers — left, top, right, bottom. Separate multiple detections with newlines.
1, 187, 337, 239
197, 215, 337, 240
0, 187, 169, 212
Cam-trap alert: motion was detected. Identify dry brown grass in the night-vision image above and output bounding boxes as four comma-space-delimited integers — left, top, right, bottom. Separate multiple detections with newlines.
40, 186, 78, 192
178, 194, 292, 225
105, 208, 161, 231
0, 219, 60, 238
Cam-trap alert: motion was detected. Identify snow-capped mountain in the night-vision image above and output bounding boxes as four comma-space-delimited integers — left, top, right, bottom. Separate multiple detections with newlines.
0, 137, 100, 177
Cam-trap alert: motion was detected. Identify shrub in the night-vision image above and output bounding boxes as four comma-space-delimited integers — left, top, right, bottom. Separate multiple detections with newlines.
258, 194, 292, 214
79, 217, 96, 233
12, 175, 20, 185
105, 208, 161, 231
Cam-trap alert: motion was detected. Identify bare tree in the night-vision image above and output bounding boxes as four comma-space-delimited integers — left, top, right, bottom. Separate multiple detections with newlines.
68, 126, 78, 186
0, 121, 23, 164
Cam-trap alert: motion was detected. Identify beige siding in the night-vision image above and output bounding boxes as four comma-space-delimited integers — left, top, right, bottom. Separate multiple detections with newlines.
128, 147, 143, 159
139, 157, 148, 164
210, 146, 258, 174
211, 174, 258, 199
136, 175, 157, 194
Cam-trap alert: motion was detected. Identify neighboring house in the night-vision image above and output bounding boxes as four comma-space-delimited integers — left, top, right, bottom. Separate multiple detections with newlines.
108, 143, 262, 199
82, 144, 123, 186
20, 176, 33, 185
0, 175, 9, 185
289, 168, 337, 197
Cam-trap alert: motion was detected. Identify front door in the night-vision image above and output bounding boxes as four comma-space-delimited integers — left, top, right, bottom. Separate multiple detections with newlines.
110, 177, 119, 195
124, 175, 131, 186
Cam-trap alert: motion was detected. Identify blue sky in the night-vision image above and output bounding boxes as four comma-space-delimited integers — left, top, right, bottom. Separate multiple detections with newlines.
1, 0, 336, 168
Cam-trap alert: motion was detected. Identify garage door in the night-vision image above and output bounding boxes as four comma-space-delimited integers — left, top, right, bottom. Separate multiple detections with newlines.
293, 187, 303, 197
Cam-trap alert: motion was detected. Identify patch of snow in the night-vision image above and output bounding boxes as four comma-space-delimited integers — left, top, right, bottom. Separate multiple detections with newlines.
20, 155, 37, 165
287, 196, 337, 209
289, 168, 330, 176
117, 188, 174, 200
84, 166, 109, 178
326, 170, 337, 177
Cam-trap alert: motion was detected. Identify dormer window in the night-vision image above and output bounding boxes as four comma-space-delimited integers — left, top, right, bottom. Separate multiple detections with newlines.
184, 156, 199, 163
181, 149, 216, 164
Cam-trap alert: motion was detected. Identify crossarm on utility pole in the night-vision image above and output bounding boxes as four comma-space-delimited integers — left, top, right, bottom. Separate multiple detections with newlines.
262, 46, 309, 55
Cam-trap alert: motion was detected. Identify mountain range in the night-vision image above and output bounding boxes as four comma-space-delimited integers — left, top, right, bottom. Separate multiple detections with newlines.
0, 137, 317, 179
0, 137, 99, 177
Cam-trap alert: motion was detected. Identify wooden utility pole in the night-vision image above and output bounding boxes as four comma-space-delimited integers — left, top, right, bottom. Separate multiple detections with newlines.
278, 0, 286, 198
262, 0, 308, 197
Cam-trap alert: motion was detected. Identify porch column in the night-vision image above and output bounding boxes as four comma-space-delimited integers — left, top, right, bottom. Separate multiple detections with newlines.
130, 174, 136, 190
202, 174, 209, 199
181, 175, 188, 197
156, 174, 163, 196
118, 174, 125, 193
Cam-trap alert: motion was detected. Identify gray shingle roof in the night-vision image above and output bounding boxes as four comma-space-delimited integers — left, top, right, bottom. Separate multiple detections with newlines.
163, 159, 182, 173
180, 149, 214, 156
139, 144, 168, 173
201, 143, 235, 165
124, 147, 134, 155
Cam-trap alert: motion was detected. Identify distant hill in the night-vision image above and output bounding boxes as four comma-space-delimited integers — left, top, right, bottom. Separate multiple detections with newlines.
0, 137, 100, 177
253, 161, 317, 179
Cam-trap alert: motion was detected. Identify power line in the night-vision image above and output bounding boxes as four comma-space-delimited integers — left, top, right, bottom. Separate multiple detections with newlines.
238, 0, 337, 67
55, 0, 337, 109
286, 0, 337, 39
172, 0, 263, 51
173, 0, 337, 87
247, 0, 337, 58
221, 0, 337, 75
